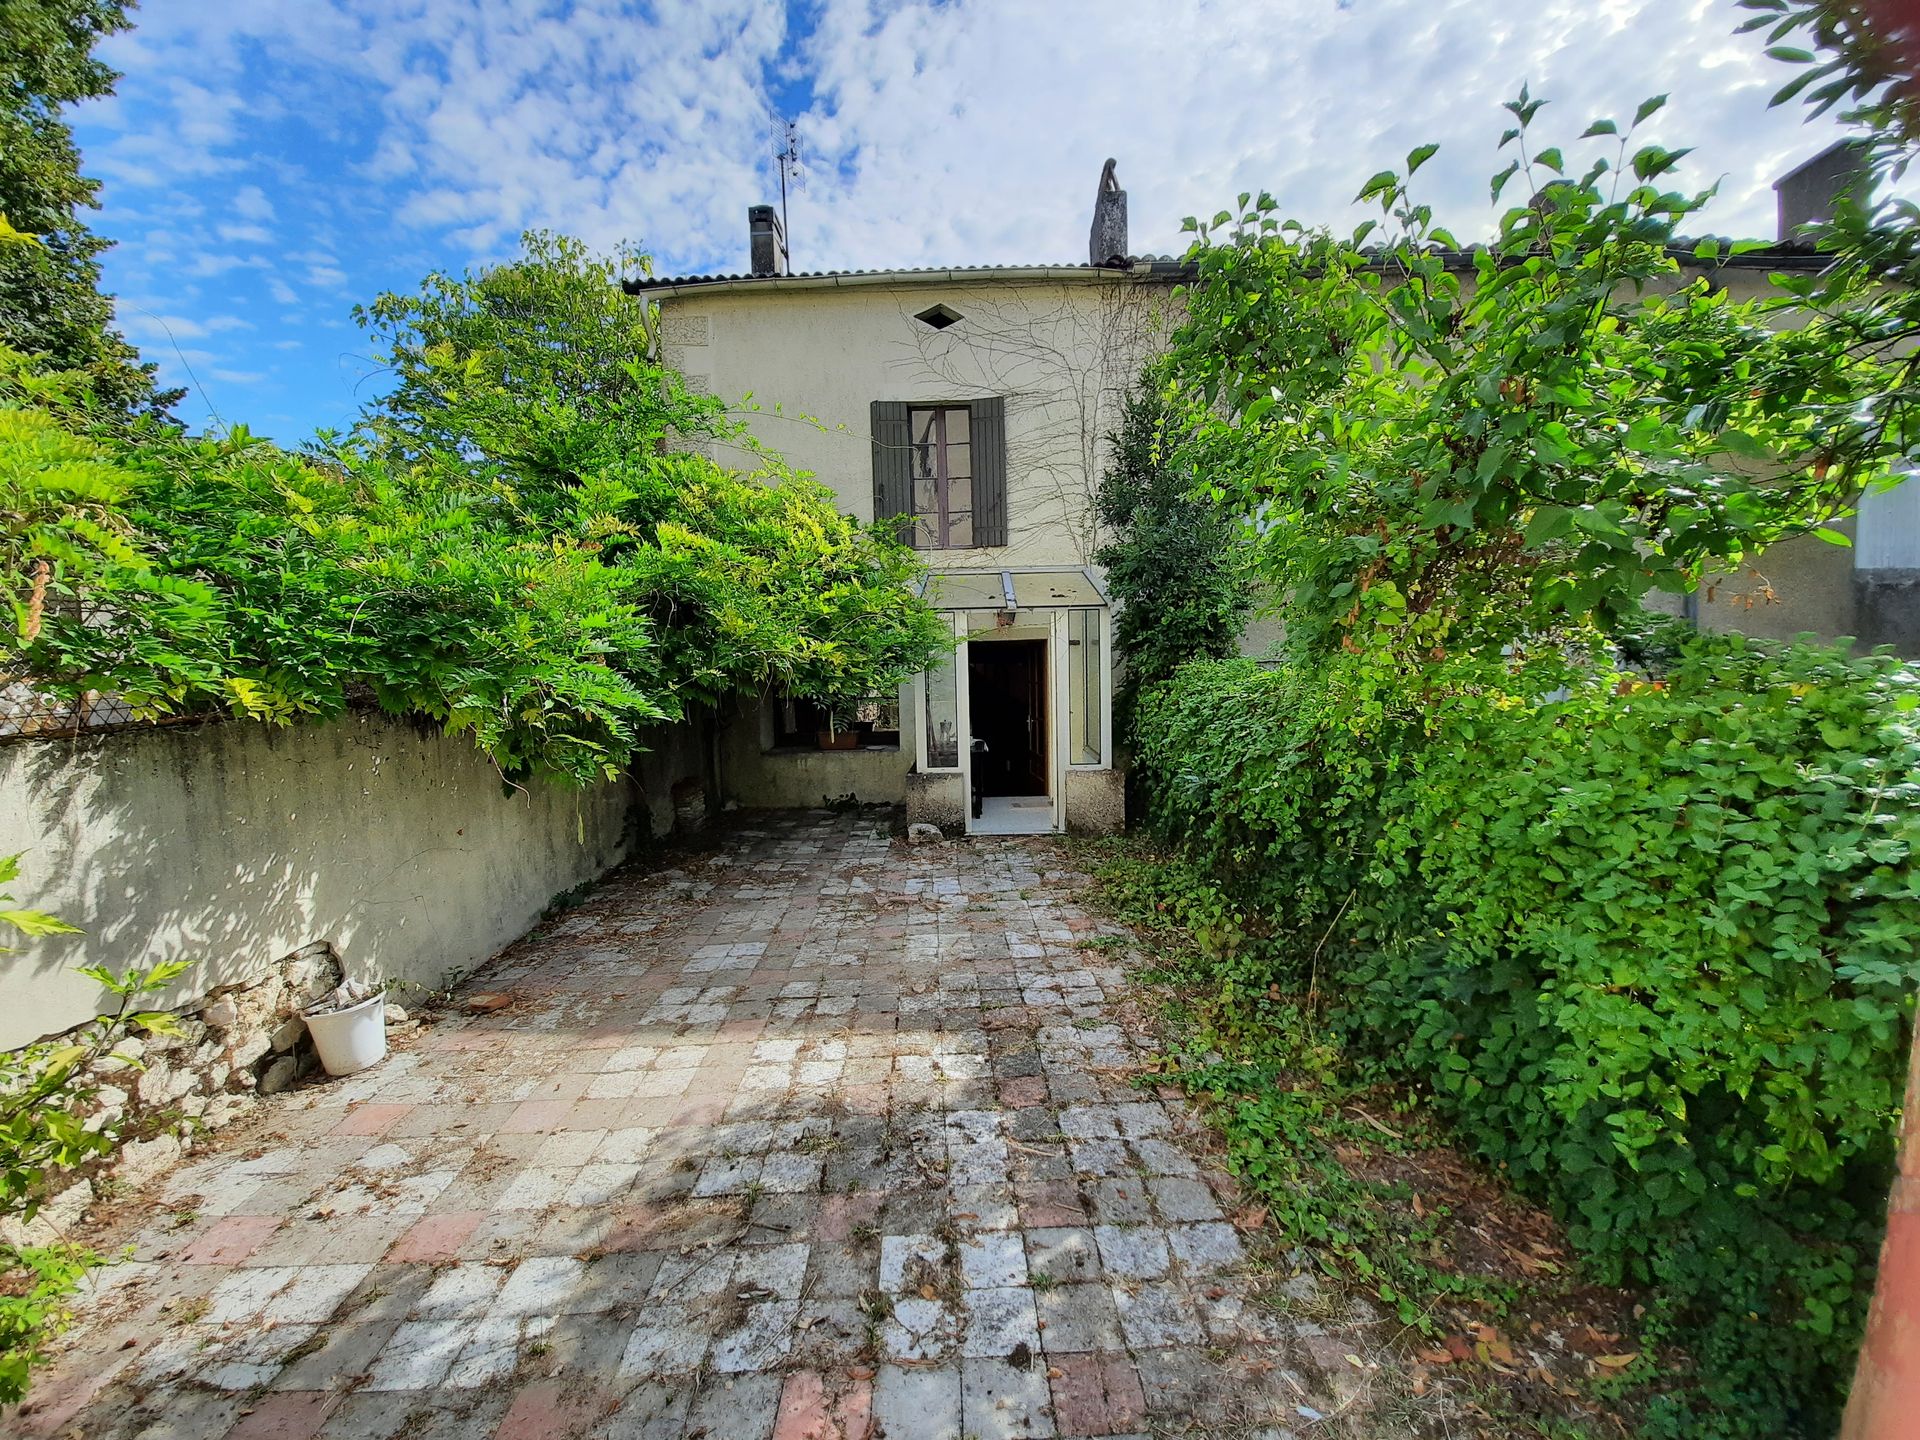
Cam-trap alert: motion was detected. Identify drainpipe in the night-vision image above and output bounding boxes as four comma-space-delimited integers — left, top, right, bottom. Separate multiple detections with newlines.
1840, 1020, 1920, 1440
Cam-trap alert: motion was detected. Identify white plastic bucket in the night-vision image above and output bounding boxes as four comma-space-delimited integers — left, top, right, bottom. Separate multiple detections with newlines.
304, 993, 388, 1076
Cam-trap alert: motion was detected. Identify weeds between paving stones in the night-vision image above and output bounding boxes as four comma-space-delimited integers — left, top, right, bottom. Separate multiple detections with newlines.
1071, 835, 1651, 1437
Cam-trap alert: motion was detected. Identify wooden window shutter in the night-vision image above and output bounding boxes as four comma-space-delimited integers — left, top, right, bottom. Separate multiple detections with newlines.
869, 400, 912, 542
971, 396, 1007, 547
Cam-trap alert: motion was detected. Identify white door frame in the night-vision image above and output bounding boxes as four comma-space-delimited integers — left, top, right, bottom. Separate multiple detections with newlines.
1048, 609, 1068, 833
955, 618, 975, 835
957, 614, 1065, 836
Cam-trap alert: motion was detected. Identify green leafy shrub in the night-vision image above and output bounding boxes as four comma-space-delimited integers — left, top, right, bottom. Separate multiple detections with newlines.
0, 853, 188, 1401
1093, 379, 1251, 731
1, 233, 949, 784
1133, 635, 1920, 1435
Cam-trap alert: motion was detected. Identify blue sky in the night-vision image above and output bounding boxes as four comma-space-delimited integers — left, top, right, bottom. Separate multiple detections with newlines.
71, 0, 1852, 443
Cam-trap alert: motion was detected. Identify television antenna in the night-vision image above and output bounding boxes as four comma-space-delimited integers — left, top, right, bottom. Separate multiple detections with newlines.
772, 114, 803, 267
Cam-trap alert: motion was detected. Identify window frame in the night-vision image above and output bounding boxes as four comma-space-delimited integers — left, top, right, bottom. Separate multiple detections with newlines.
908, 404, 976, 551
1065, 606, 1113, 771
917, 613, 968, 772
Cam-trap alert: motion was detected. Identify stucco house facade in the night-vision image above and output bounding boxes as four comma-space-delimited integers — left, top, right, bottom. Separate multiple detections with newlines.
630, 172, 1179, 835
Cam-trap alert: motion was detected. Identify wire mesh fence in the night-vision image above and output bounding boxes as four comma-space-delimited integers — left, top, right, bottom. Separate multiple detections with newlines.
1, 680, 153, 740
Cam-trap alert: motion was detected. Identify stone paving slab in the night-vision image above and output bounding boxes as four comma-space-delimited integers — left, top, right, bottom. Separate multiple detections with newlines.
10, 811, 1358, 1439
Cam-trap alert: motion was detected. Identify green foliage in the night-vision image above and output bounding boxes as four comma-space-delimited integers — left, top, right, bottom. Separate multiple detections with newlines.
1095, 850, 1510, 1329
1132, 637, 1920, 1437
1093, 378, 1251, 729
0, 853, 188, 1403
342, 231, 949, 727
0, 0, 173, 414
1738, 3, 1920, 528
3, 233, 949, 783
1138, 83, 1920, 1432
1163, 95, 1898, 666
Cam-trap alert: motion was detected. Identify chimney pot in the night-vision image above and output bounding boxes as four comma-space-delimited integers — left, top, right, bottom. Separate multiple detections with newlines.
1773, 139, 1873, 242
1089, 159, 1128, 267
749, 204, 787, 277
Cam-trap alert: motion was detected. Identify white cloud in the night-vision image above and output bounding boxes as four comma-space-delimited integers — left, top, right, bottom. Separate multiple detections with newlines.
232, 184, 276, 221
81, 0, 1855, 277
68, 0, 1863, 441
210, 368, 267, 384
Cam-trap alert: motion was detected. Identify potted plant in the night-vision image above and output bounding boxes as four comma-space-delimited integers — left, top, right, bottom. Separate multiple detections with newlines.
816, 698, 862, 750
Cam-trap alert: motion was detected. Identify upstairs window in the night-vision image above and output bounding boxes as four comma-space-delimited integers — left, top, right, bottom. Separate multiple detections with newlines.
871, 397, 1006, 549
910, 405, 973, 549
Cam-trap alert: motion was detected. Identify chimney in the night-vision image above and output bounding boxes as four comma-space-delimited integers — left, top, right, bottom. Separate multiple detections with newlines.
749, 204, 788, 277
1088, 159, 1128, 267
1773, 139, 1873, 241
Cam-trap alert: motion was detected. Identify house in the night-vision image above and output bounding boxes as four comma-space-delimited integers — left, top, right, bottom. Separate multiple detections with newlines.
630, 166, 1182, 835
631, 143, 1917, 838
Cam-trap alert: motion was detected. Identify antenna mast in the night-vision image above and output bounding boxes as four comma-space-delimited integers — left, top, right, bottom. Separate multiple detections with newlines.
774, 117, 801, 268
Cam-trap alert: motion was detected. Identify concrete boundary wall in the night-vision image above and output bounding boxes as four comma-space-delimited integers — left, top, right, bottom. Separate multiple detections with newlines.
0, 711, 642, 1051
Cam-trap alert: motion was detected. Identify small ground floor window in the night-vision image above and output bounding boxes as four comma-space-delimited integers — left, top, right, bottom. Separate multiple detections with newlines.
773, 693, 901, 749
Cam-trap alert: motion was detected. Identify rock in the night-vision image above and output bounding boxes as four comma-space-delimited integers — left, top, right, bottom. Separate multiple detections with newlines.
203, 1095, 248, 1130
466, 993, 513, 1013
269, 1016, 308, 1053
229, 1032, 272, 1069
907, 822, 944, 845
259, 1056, 298, 1096
135, 1060, 174, 1106
384, 1003, 409, 1025
200, 999, 238, 1030
116, 1135, 182, 1191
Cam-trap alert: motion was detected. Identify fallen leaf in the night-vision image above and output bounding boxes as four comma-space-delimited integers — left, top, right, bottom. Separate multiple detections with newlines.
918, 1284, 937, 1301
1414, 1348, 1453, 1365
1594, 1353, 1640, 1369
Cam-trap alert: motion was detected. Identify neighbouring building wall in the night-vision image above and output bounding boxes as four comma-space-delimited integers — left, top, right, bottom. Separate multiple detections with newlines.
1650, 488, 1920, 657
0, 710, 640, 1051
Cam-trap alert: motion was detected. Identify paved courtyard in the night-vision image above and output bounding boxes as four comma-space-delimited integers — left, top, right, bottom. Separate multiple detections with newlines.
15, 811, 1345, 1439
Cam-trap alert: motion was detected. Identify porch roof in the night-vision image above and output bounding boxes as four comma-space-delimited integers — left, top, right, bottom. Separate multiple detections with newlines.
916, 566, 1108, 612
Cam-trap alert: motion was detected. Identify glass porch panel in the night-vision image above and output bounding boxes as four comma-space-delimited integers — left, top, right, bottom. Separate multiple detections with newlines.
1068, 608, 1102, 765
924, 647, 960, 768
923, 570, 1007, 609
1012, 571, 1103, 607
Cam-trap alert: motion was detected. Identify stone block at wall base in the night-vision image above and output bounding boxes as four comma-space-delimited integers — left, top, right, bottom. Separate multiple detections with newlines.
1064, 769, 1125, 836
906, 770, 966, 831
0, 941, 345, 1249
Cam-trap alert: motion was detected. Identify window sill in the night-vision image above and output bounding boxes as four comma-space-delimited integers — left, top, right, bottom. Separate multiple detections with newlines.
764, 743, 902, 756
